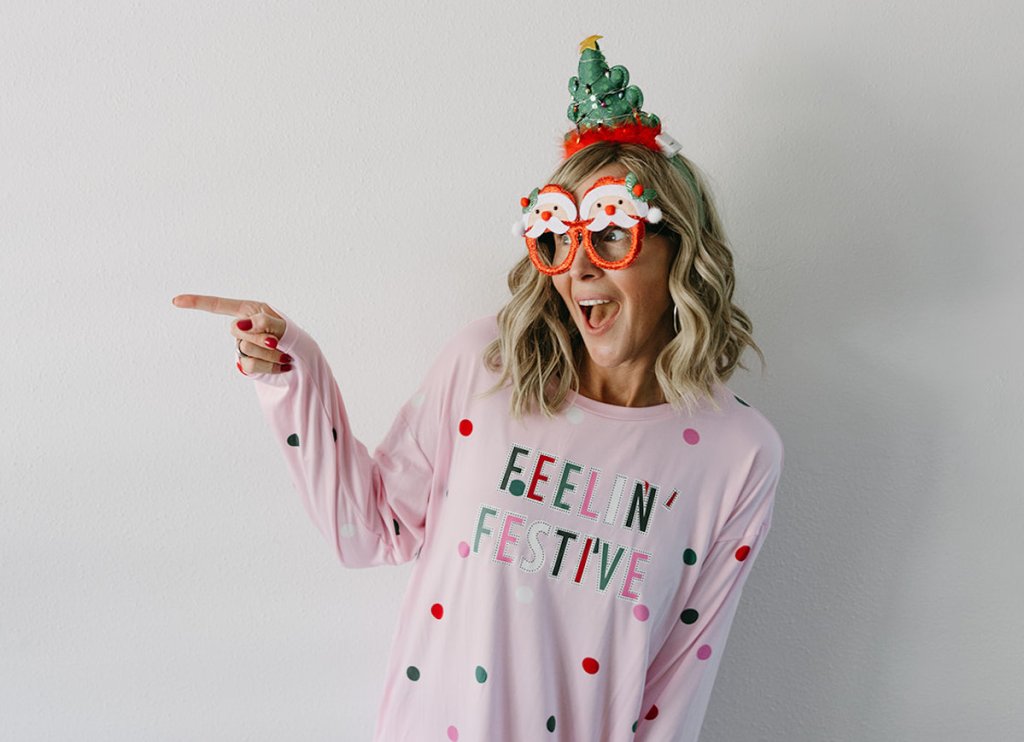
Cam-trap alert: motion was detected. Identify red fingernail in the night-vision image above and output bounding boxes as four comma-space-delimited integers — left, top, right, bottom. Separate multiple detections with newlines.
236, 319, 252, 331
280, 354, 292, 363
264, 337, 278, 348
236, 360, 247, 376
281, 364, 293, 372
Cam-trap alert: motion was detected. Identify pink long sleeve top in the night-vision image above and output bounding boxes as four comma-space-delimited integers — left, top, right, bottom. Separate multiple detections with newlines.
247, 307, 784, 742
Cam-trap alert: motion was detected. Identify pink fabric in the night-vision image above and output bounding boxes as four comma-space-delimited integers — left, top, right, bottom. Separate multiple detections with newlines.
249, 308, 784, 741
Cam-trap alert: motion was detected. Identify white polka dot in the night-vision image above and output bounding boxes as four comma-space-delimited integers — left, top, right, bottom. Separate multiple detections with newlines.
589, 95, 596, 101
339, 523, 357, 538
516, 585, 534, 604
410, 392, 426, 408
565, 406, 585, 424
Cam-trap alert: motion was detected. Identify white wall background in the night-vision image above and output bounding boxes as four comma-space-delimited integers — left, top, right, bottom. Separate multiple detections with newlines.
3, 1, 1022, 739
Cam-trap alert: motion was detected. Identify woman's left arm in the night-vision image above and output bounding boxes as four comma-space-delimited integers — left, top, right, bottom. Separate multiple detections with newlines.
633, 449, 783, 741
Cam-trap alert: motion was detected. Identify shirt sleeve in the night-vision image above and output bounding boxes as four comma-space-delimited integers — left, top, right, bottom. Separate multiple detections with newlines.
634, 441, 783, 741
244, 305, 444, 569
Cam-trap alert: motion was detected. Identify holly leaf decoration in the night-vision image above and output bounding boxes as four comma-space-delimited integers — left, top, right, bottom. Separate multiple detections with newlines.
522, 187, 539, 213
625, 172, 657, 203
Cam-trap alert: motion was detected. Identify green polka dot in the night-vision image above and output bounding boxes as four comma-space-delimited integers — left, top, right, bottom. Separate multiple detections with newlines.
286, 433, 300, 447
475, 665, 488, 683
508, 480, 525, 497
393, 518, 401, 536
546, 715, 556, 732
681, 608, 699, 624
332, 427, 337, 441
406, 666, 420, 681
734, 395, 750, 407
632, 720, 638, 733
683, 548, 698, 565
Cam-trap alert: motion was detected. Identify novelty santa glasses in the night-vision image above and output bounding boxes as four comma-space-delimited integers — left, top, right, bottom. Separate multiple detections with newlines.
514, 173, 663, 275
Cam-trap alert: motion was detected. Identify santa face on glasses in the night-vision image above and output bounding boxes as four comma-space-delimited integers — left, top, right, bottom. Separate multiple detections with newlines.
522, 186, 579, 240
578, 179, 646, 231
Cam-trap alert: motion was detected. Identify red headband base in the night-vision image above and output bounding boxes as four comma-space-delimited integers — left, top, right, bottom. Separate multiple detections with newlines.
562, 121, 663, 159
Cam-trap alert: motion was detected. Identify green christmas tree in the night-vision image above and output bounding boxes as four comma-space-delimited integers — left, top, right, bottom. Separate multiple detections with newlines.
566, 36, 660, 131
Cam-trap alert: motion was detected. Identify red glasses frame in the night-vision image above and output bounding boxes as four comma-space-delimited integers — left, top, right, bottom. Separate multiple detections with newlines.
525, 219, 646, 275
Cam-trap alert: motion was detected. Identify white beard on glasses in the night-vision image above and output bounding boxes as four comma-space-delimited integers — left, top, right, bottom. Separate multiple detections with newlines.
524, 216, 571, 239
585, 209, 640, 232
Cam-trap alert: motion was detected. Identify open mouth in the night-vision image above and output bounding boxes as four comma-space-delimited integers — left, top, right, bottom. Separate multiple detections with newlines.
580, 300, 620, 332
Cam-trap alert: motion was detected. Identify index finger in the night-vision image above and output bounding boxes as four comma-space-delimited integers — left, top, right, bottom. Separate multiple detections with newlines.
172, 294, 260, 318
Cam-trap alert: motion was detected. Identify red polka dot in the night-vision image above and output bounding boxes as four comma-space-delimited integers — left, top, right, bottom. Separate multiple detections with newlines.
735, 545, 751, 561
582, 657, 600, 674
458, 419, 473, 436
431, 603, 444, 619
682, 428, 700, 445
644, 704, 659, 720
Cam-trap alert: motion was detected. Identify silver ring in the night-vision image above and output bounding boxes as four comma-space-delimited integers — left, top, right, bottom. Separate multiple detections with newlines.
237, 338, 253, 359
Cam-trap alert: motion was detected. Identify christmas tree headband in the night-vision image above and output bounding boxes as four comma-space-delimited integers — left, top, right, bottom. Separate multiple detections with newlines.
561, 35, 705, 227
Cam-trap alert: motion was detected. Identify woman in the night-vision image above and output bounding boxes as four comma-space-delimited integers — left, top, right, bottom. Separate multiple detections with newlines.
174, 38, 783, 742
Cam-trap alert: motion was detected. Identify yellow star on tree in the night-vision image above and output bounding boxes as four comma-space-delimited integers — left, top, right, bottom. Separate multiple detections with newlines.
578, 35, 603, 53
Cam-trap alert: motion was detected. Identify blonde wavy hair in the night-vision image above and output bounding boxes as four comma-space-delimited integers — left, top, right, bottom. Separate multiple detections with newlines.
479, 141, 765, 420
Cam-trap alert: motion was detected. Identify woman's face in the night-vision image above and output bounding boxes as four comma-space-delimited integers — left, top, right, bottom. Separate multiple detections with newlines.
551, 162, 678, 378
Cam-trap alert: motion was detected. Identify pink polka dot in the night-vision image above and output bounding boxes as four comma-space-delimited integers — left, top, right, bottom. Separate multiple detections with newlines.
431, 603, 444, 619
457, 541, 470, 558
696, 644, 712, 660
458, 419, 473, 436
447, 725, 459, 741
735, 545, 751, 561
633, 604, 650, 621
582, 657, 600, 674
682, 428, 700, 445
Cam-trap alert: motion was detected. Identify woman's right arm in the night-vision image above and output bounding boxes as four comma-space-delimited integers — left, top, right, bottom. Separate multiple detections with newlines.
244, 306, 435, 568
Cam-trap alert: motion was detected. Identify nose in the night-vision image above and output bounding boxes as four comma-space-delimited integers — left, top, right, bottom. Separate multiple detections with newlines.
567, 227, 602, 279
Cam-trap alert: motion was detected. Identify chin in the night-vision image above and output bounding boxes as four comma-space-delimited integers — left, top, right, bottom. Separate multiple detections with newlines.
581, 342, 626, 366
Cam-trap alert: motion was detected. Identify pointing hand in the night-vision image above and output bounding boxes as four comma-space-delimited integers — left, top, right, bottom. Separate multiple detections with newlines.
172, 294, 292, 375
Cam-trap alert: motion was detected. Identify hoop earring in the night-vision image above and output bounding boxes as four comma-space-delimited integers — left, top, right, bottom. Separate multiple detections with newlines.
673, 304, 680, 334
